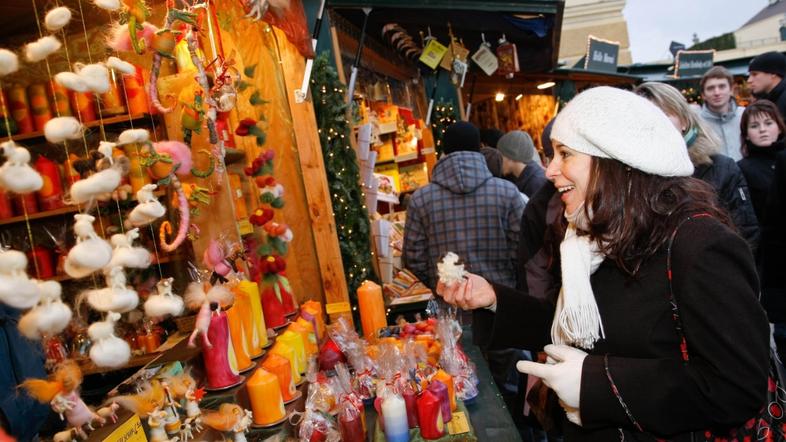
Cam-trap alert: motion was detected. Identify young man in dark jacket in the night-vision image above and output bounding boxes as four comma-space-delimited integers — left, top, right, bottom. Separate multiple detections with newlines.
496, 130, 548, 201
748, 51, 786, 123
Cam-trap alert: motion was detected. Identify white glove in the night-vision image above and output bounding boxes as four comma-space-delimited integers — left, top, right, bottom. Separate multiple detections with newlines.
517, 344, 587, 409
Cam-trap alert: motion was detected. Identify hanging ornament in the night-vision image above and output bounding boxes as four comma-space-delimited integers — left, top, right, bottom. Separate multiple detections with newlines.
495, 34, 519, 79
0, 141, 43, 194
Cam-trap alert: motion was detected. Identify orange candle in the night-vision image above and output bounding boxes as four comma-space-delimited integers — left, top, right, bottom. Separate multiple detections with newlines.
238, 280, 268, 352
288, 320, 317, 356
99, 69, 126, 116
261, 353, 296, 402
8, 85, 33, 134
246, 368, 286, 426
49, 80, 72, 116
433, 369, 456, 411
357, 280, 387, 342
232, 284, 262, 359
270, 341, 301, 385
69, 91, 97, 123
301, 300, 325, 340
277, 330, 306, 375
122, 66, 149, 115
28, 83, 53, 131
226, 305, 254, 372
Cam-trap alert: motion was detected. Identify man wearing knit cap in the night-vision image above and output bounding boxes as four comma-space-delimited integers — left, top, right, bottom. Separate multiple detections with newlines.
748, 51, 786, 121
497, 130, 548, 199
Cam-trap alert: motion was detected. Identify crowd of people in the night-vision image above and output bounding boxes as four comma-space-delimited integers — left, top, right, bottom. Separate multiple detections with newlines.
403, 51, 786, 440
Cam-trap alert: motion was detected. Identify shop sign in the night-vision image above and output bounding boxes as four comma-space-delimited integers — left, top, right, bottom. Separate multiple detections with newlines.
675, 50, 714, 78
584, 36, 619, 73
102, 414, 147, 442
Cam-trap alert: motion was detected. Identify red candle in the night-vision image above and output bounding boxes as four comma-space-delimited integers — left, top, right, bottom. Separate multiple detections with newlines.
35, 155, 64, 211
69, 91, 97, 123
202, 310, 242, 389
427, 380, 452, 423
403, 388, 419, 428
0, 191, 12, 219
260, 284, 287, 329
28, 83, 53, 131
417, 390, 445, 439
13, 193, 38, 215
317, 337, 346, 372
339, 409, 365, 442
28, 247, 54, 278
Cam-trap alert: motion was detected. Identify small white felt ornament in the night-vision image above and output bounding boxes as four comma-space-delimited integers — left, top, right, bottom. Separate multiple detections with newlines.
18, 280, 72, 340
144, 277, 184, 319
25, 36, 62, 62
44, 7, 72, 31
437, 252, 467, 286
44, 117, 83, 143
67, 144, 122, 205
107, 228, 151, 269
106, 56, 135, 75
0, 250, 40, 310
88, 312, 131, 368
117, 128, 150, 145
126, 184, 166, 228
92, 0, 120, 11
54, 72, 89, 92
74, 63, 110, 94
0, 49, 19, 76
0, 141, 43, 193
83, 266, 139, 313
64, 214, 113, 278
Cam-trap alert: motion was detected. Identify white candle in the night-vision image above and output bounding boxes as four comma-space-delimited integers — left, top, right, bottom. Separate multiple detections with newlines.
382, 393, 410, 442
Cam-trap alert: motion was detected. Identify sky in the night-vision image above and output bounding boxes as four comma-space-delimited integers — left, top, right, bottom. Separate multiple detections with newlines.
623, 0, 769, 64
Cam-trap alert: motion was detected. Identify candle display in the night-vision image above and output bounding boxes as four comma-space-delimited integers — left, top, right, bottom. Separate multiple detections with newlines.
276, 330, 306, 375
237, 280, 268, 354
69, 91, 97, 123
357, 280, 386, 342
287, 321, 317, 356
202, 310, 242, 390
226, 305, 255, 372
427, 380, 452, 423
246, 368, 286, 426
301, 300, 325, 340
261, 353, 296, 402
49, 80, 72, 116
433, 369, 456, 411
34, 155, 64, 211
417, 390, 445, 440
28, 83, 53, 131
99, 69, 126, 116
122, 67, 149, 115
382, 393, 410, 442
8, 85, 33, 134
270, 341, 302, 385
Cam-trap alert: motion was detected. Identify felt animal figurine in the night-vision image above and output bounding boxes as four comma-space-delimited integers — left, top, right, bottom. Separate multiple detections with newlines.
203, 239, 237, 284
88, 312, 131, 368
73, 63, 110, 94
45, 7, 72, 32
0, 249, 40, 310
184, 280, 233, 348
147, 408, 171, 442
144, 277, 184, 320
0, 49, 19, 76
200, 403, 250, 434
120, 0, 151, 54
244, 0, 270, 20
108, 21, 157, 53
114, 380, 166, 417
232, 409, 253, 442
21, 360, 105, 438
0, 141, 43, 194
145, 140, 194, 252
25, 35, 62, 62
81, 265, 139, 313
64, 214, 113, 278
18, 280, 72, 340
106, 56, 135, 75
96, 402, 120, 424
107, 228, 151, 269
44, 116, 83, 144
52, 427, 78, 442
126, 184, 166, 228
55, 72, 88, 93
67, 142, 124, 206
148, 6, 197, 114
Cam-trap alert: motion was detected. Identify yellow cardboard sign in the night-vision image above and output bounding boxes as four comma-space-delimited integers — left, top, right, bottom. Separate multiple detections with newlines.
447, 411, 471, 435
325, 301, 351, 315
102, 414, 147, 442
419, 39, 448, 70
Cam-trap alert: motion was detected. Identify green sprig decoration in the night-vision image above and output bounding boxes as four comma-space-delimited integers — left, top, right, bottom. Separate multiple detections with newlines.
430, 101, 457, 157
311, 53, 376, 298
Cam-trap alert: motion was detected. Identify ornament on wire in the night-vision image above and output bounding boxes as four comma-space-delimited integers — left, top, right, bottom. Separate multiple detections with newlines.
44, 7, 73, 32
144, 277, 184, 321
126, 184, 166, 228
25, 36, 62, 63
18, 280, 72, 340
66, 141, 126, 206
0, 49, 19, 76
64, 214, 113, 279
0, 141, 43, 194
106, 56, 136, 75
44, 117, 84, 144
0, 249, 40, 310
93, 0, 121, 12
88, 312, 131, 368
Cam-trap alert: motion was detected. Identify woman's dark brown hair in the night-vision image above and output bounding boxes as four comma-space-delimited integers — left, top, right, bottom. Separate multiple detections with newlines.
740, 99, 786, 157
561, 158, 732, 276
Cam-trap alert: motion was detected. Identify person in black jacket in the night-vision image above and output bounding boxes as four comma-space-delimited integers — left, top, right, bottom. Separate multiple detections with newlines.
635, 82, 760, 253
748, 51, 786, 122
764, 149, 786, 346
438, 87, 769, 441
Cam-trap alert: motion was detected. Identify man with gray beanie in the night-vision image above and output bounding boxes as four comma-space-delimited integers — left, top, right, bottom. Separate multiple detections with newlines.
497, 130, 548, 199
748, 51, 786, 121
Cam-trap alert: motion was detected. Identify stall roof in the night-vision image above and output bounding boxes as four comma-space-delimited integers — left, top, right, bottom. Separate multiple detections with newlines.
328, 0, 564, 75
618, 54, 761, 83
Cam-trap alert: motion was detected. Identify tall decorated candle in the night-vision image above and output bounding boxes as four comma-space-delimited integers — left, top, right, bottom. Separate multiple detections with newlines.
270, 341, 302, 385
433, 369, 456, 411
226, 304, 254, 372
382, 392, 409, 442
417, 390, 445, 439
261, 353, 296, 402
357, 280, 386, 342
301, 300, 325, 339
288, 321, 317, 356
276, 330, 306, 375
202, 309, 242, 390
246, 368, 286, 426
237, 280, 268, 354
427, 380, 452, 423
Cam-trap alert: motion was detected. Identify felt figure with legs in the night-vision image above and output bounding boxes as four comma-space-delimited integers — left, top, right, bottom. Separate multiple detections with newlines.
64, 214, 113, 278
184, 280, 233, 348
144, 277, 185, 320
126, 183, 166, 228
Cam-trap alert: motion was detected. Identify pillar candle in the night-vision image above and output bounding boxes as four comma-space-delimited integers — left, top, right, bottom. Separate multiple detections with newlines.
381, 393, 409, 442
69, 91, 97, 123
99, 69, 126, 116
402, 388, 418, 428
231, 285, 262, 359
237, 280, 268, 353
318, 337, 346, 372
226, 305, 254, 372
357, 280, 386, 342
8, 85, 33, 134
270, 341, 302, 385
202, 310, 242, 389
261, 353, 296, 402
122, 67, 149, 115
279, 277, 298, 315
49, 80, 72, 116
338, 407, 365, 442
276, 330, 306, 375
427, 380, 452, 423
301, 300, 325, 340
27, 83, 52, 131
287, 321, 317, 356
122, 143, 150, 194
417, 390, 445, 440
246, 368, 286, 426
260, 283, 287, 329
433, 369, 456, 411
34, 155, 64, 211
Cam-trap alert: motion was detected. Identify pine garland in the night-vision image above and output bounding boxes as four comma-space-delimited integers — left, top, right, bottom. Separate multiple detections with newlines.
311, 54, 375, 298
430, 101, 457, 157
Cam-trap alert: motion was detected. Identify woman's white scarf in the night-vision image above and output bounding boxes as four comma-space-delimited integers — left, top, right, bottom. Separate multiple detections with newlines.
550, 205, 606, 350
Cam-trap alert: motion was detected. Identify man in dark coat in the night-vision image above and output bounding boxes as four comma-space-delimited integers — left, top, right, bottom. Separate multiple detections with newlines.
497, 130, 548, 200
748, 51, 786, 122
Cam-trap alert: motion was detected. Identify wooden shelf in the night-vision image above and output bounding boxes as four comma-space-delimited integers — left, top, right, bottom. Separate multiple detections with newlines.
46, 252, 185, 284
77, 352, 162, 376
0, 113, 151, 144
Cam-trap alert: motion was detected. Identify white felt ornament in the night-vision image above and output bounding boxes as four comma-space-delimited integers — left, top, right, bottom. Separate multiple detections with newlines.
106, 56, 135, 75
92, 0, 121, 11
83, 267, 139, 313
64, 214, 113, 278
126, 184, 166, 228
88, 312, 131, 368
117, 128, 150, 145
74, 63, 110, 94
67, 144, 122, 205
54, 72, 89, 92
0, 49, 19, 76
0, 250, 40, 310
0, 141, 43, 193
144, 277, 184, 319
25, 36, 62, 62
437, 252, 468, 286
44, 7, 72, 31
44, 117, 83, 143
18, 281, 72, 340
107, 228, 151, 269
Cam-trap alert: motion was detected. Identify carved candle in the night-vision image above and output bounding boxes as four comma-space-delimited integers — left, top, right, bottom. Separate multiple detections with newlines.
246, 368, 286, 426
417, 390, 445, 439
270, 341, 302, 385
261, 353, 296, 402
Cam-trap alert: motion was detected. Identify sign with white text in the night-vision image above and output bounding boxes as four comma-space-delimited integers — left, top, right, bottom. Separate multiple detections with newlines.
675, 50, 715, 78
584, 36, 620, 73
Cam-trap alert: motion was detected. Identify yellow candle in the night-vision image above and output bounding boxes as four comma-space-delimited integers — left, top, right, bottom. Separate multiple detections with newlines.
301, 300, 325, 340
433, 369, 456, 411
357, 280, 387, 342
226, 305, 253, 372
270, 341, 302, 385
246, 368, 286, 425
277, 330, 306, 375
233, 284, 263, 358
238, 281, 269, 351
262, 353, 296, 402
288, 321, 317, 356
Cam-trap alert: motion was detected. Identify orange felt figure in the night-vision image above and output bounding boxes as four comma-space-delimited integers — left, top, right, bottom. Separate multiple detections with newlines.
199, 403, 245, 431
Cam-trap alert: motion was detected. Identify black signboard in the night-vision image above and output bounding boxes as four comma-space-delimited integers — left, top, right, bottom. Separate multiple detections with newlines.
675, 50, 714, 78
584, 36, 620, 73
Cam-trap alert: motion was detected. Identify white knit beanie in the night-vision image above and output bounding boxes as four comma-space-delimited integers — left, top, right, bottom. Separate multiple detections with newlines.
551, 86, 694, 177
